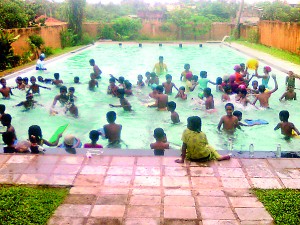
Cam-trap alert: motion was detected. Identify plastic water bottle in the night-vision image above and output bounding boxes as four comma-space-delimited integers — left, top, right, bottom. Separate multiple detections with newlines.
228, 138, 233, 155
276, 144, 281, 158
86, 150, 92, 158
249, 143, 254, 158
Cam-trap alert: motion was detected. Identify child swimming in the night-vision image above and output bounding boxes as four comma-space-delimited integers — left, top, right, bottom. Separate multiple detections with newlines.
167, 101, 180, 124
150, 128, 169, 156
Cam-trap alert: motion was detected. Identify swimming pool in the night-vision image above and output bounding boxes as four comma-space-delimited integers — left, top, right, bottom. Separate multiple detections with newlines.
2, 42, 300, 153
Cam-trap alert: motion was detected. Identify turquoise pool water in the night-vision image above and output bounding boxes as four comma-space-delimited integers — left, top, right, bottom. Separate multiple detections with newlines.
3, 43, 300, 152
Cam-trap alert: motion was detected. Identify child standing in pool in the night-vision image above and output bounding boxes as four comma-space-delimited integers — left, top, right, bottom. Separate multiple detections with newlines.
84, 130, 103, 148
150, 128, 169, 156
137, 74, 145, 87
167, 101, 180, 124
252, 74, 278, 108
89, 59, 102, 79
89, 73, 99, 90
175, 86, 187, 100
203, 88, 214, 110
217, 103, 240, 134
1, 114, 17, 140
0, 78, 13, 99
222, 85, 231, 102
255, 66, 271, 89
107, 77, 118, 96
175, 116, 230, 163
27, 76, 51, 94
279, 85, 296, 101
198, 71, 216, 91
52, 73, 63, 87
285, 71, 300, 89
102, 111, 122, 147
180, 64, 192, 82
274, 110, 300, 139
163, 74, 178, 95
148, 85, 168, 110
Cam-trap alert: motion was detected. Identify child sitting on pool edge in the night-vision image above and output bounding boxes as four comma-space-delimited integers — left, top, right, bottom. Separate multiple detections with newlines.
150, 128, 169, 156
175, 116, 230, 163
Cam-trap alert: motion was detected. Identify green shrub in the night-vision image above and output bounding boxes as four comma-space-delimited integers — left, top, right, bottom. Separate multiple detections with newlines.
80, 33, 94, 45
112, 17, 142, 41
21, 51, 34, 64
98, 24, 115, 40
247, 29, 259, 43
42, 46, 54, 57
0, 30, 20, 71
160, 23, 172, 32
28, 35, 44, 50
60, 29, 77, 48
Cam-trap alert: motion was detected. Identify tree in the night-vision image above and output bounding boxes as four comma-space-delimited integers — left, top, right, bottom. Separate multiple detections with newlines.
112, 17, 142, 40
67, 0, 86, 43
168, 9, 192, 39
0, 30, 20, 71
0, 0, 29, 29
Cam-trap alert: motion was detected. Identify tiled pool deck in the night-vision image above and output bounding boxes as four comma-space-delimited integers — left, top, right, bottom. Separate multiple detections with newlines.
0, 154, 300, 225
1, 43, 299, 224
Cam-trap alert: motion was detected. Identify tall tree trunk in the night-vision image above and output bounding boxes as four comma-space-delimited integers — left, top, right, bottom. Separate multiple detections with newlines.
235, 0, 244, 39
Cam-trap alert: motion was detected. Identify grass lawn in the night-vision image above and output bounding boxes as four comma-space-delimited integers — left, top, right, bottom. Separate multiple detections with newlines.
234, 40, 300, 66
0, 185, 69, 225
254, 188, 300, 225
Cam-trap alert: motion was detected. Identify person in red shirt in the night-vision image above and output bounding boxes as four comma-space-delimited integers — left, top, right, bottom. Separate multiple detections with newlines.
84, 130, 103, 148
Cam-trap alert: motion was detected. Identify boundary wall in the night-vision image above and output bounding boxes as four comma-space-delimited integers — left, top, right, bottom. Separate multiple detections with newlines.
4, 21, 300, 56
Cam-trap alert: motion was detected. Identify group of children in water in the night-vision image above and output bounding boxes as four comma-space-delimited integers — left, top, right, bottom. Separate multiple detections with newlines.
1, 54, 300, 163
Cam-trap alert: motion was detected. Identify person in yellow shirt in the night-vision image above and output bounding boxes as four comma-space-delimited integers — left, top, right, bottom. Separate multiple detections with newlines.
153, 56, 168, 76
175, 116, 230, 163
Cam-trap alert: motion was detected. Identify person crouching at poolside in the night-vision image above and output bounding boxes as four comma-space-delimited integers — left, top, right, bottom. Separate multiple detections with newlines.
175, 116, 230, 163
150, 128, 169, 156
148, 85, 168, 110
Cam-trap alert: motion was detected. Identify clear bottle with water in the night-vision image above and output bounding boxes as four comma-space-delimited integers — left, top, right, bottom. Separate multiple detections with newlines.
276, 144, 281, 158
228, 138, 233, 155
249, 143, 254, 158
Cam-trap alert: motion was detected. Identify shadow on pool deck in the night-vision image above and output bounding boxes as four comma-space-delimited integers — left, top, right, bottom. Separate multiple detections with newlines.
1, 154, 299, 224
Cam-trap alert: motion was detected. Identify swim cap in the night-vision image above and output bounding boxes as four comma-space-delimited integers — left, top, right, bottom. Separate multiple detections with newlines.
151, 84, 157, 90
238, 84, 246, 90
64, 134, 75, 147
264, 66, 271, 72
233, 65, 241, 71
186, 72, 193, 79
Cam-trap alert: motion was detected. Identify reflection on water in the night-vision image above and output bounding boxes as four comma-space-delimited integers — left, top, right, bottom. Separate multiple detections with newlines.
3, 43, 300, 152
